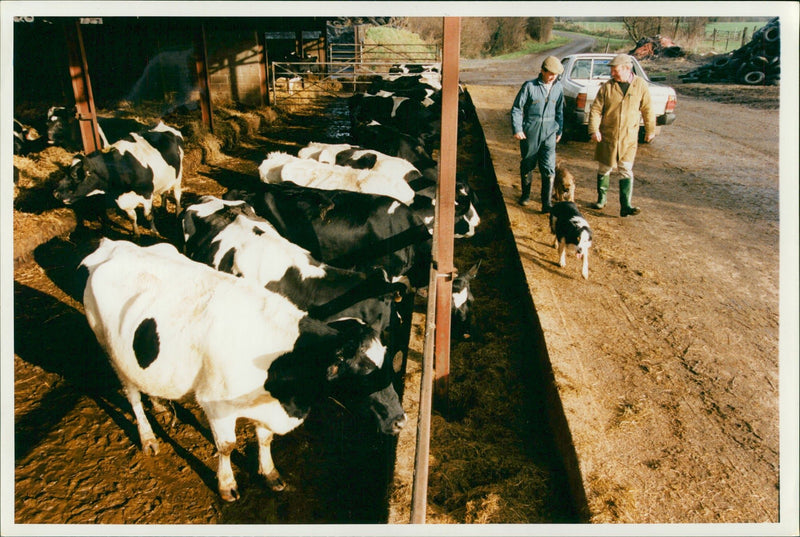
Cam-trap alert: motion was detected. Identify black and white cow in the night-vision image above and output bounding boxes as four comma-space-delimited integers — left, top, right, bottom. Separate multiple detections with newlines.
450, 261, 481, 340
352, 121, 436, 169
349, 94, 439, 143
54, 121, 183, 236
258, 151, 416, 205
298, 142, 480, 238
46, 106, 149, 150
80, 238, 406, 501
181, 196, 403, 334
223, 182, 433, 290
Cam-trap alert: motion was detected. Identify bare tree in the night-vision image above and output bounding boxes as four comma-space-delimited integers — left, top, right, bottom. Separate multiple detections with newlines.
625, 16, 709, 42
527, 17, 554, 42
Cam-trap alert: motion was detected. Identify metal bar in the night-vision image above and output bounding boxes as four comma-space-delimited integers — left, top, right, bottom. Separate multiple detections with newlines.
433, 16, 460, 403
409, 16, 460, 525
410, 266, 438, 524
64, 20, 102, 153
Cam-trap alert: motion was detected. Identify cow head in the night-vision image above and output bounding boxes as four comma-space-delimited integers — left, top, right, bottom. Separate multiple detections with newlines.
46, 106, 81, 150
53, 155, 107, 205
451, 261, 480, 340
266, 317, 406, 435
325, 319, 407, 435
453, 180, 481, 238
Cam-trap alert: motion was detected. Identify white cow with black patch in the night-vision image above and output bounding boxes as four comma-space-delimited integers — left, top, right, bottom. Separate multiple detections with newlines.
54, 122, 183, 236
258, 151, 416, 205
80, 238, 406, 502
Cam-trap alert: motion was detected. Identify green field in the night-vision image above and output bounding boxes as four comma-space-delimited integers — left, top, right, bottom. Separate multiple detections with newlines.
554, 19, 773, 53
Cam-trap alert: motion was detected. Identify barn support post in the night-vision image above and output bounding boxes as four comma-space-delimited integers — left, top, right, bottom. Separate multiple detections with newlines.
194, 23, 214, 133
256, 30, 270, 107
432, 16, 460, 406
410, 16, 460, 525
64, 19, 102, 153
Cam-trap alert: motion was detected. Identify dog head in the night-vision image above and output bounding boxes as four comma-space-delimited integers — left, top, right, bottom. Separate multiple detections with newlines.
554, 163, 576, 202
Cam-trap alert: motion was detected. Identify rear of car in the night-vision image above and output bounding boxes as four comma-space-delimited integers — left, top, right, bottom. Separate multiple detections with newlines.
560, 54, 677, 141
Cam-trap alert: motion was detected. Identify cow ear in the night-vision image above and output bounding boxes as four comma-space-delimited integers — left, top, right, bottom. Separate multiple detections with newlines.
466, 260, 481, 279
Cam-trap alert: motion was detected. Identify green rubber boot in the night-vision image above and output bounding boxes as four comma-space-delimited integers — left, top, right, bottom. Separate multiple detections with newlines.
590, 174, 609, 209
619, 178, 641, 216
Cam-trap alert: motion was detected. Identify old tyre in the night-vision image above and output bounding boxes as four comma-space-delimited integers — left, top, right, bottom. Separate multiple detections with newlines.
763, 25, 780, 43
742, 71, 766, 85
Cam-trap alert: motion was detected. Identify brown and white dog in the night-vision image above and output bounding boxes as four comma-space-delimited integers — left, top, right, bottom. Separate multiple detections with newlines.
552, 161, 575, 203
549, 201, 592, 279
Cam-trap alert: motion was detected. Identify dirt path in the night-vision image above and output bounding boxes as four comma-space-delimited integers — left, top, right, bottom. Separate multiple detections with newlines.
466, 83, 782, 522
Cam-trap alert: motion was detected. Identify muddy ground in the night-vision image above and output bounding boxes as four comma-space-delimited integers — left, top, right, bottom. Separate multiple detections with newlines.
9, 89, 581, 526
461, 48, 785, 524
7, 47, 789, 529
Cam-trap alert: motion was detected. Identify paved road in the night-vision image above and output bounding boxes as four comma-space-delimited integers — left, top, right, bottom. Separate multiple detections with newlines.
459, 32, 596, 86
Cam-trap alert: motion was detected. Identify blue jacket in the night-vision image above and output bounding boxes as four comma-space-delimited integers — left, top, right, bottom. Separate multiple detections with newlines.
511, 77, 564, 148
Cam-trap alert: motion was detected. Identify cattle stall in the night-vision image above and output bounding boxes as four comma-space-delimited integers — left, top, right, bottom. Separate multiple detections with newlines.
11, 16, 581, 526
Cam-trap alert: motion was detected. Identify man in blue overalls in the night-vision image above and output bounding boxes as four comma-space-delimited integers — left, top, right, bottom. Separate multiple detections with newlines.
511, 55, 564, 212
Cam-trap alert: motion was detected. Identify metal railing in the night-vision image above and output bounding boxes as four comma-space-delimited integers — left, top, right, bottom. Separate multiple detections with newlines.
329, 42, 440, 64
270, 59, 442, 106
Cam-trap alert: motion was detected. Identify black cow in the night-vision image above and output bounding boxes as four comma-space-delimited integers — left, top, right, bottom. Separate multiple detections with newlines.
54, 121, 183, 236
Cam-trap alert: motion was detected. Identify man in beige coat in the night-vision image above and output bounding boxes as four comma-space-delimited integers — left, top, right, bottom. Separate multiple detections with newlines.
588, 54, 655, 216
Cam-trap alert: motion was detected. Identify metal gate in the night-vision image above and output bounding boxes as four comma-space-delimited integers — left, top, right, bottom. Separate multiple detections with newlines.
269, 42, 441, 106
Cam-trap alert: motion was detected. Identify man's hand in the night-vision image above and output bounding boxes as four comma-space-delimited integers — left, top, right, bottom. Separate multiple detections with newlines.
514, 132, 526, 140
644, 133, 656, 143
591, 131, 602, 142
556, 134, 562, 143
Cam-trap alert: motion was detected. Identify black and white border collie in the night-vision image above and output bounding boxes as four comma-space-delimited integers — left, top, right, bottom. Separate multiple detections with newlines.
549, 201, 592, 280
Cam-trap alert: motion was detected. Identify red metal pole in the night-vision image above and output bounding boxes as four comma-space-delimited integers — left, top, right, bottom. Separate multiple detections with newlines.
433, 17, 460, 404
410, 16, 460, 525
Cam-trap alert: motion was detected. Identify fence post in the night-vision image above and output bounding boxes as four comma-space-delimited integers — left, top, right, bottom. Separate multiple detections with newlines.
741, 27, 748, 47
712, 28, 717, 48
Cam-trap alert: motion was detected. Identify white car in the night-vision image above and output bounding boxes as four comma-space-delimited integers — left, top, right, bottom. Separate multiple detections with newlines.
559, 53, 677, 141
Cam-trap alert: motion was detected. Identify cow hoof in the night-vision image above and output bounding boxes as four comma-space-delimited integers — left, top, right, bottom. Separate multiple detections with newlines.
220, 486, 240, 502
142, 437, 160, 456
264, 471, 286, 491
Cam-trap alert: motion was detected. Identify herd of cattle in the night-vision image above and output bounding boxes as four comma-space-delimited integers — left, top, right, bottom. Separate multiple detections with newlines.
19, 64, 484, 501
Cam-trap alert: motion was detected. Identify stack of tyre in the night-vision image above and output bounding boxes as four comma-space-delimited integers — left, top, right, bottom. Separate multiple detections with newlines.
679, 17, 780, 86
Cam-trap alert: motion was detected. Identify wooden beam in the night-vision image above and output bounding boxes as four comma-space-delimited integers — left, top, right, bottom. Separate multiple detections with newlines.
194, 23, 213, 132
64, 20, 102, 153
433, 16, 461, 405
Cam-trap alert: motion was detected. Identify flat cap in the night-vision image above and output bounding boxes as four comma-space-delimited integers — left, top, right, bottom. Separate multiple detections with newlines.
609, 54, 633, 67
541, 55, 564, 74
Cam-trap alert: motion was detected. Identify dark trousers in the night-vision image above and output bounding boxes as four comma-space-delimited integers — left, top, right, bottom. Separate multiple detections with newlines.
519, 134, 556, 209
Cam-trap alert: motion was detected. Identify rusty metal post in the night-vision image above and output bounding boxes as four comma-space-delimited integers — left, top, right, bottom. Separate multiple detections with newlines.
410, 16, 460, 525
64, 19, 102, 153
433, 16, 460, 404
194, 23, 213, 133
